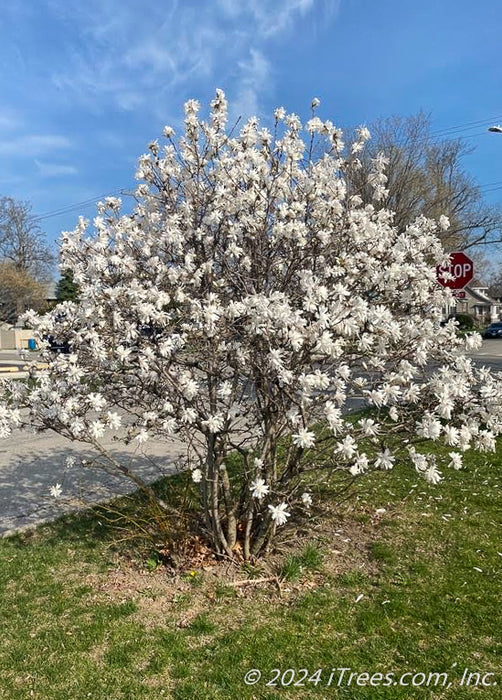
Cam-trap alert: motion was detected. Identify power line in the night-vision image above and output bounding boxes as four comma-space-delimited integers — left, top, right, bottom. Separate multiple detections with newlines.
479, 185, 502, 194
388, 126, 497, 150
430, 114, 502, 138
478, 179, 502, 189
32, 189, 126, 223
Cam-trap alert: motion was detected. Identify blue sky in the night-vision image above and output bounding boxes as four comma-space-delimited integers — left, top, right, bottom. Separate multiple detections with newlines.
1, 0, 502, 254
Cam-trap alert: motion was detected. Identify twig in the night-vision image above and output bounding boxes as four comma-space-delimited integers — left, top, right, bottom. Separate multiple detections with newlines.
231, 575, 282, 594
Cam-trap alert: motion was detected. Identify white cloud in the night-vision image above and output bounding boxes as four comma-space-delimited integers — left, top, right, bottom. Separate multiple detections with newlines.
0, 109, 21, 132
216, 0, 337, 38
250, 0, 316, 38
46, 0, 337, 117
124, 39, 176, 74
0, 0, 37, 27
0, 173, 25, 187
96, 131, 125, 150
231, 49, 272, 122
49, 1, 220, 112
35, 159, 78, 177
0, 134, 71, 156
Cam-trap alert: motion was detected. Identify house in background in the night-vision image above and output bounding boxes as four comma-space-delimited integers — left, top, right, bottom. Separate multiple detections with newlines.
452, 281, 500, 325
45, 280, 58, 304
0, 325, 37, 350
0, 280, 58, 350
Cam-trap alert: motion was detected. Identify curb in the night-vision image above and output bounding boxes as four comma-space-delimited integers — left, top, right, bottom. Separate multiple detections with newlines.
0, 363, 49, 374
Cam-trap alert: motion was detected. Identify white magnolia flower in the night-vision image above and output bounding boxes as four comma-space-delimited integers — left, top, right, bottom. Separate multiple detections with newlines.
375, 448, 395, 470
88, 393, 106, 411
443, 425, 459, 446
388, 406, 399, 422
191, 468, 203, 483
217, 382, 232, 399
90, 421, 105, 439
250, 478, 270, 500
358, 418, 379, 437
301, 492, 312, 507
335, 435, 358, 460
69, 418, 84, 436
268, 502, 290, 526
292, 428, 316, 449
418, 416, 442, 440
475, 430, 496, 453
448, 452, 463, 470
350, 453, 369, 475
202, 414, 224, 433
425, 464, 442, 485
465, 333, 482, 352
135, 428, 149, 444
107, 411, 122, 430
439, 214, 450, 231
181, 408, 197, 424
408, 446, 428, 472
182, 379, 199, 400
286, 407, 301, 425
116, 345, 132, 362
50, 483, 63, 498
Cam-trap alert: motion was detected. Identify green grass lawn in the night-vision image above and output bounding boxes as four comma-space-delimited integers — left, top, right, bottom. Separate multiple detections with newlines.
0, 443, 501, 699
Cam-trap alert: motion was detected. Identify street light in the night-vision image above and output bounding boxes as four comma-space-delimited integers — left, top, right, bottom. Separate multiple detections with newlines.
488, 125, 502, 133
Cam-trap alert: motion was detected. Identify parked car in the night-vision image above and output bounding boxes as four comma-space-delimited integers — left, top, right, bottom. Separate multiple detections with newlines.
45, 335, 71, 353
484, 322, 502, 339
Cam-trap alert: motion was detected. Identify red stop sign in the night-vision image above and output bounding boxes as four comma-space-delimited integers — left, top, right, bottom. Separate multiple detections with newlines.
436, 252, 474, 290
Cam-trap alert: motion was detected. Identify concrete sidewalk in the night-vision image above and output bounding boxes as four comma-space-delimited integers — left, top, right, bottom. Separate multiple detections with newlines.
0, 428, 184, 536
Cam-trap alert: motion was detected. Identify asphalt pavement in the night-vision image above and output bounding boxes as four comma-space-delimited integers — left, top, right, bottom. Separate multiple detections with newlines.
470, 340, 502, 371
1, 341, 502, 536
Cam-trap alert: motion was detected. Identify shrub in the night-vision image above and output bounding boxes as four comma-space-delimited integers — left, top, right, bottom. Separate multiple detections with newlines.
1, 91, 501, 559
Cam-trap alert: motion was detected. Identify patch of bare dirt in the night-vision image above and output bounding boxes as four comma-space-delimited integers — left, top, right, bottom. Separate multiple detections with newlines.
70, 508, 389, 633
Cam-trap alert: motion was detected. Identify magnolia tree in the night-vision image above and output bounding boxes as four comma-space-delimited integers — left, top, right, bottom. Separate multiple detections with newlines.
1, 91, 501, 559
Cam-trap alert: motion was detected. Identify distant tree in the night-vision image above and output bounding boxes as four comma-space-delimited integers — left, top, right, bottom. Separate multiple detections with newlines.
486, 268, 502, 300
0, 197, 54, 279
56, 269, 79, 302
345, 112, 502, 251
0, 261, 46, 324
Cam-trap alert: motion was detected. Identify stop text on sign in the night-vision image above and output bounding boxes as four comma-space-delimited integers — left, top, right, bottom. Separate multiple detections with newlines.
436, 252, 474, 290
